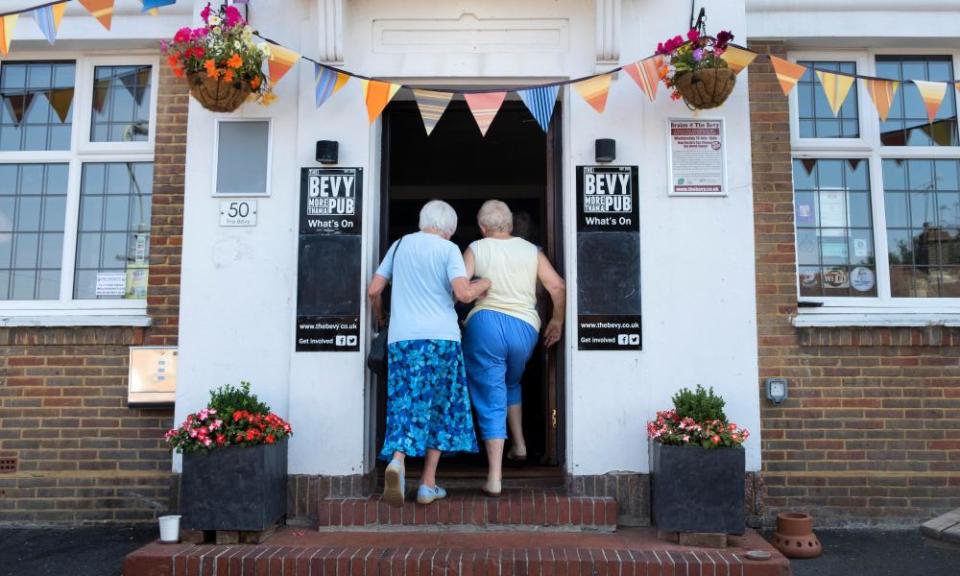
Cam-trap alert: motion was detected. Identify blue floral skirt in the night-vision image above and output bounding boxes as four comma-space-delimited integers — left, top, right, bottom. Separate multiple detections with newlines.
379, 339, 479, 460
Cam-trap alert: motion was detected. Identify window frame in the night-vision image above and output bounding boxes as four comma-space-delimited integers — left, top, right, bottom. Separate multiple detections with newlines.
788, 48, 960, 315
0, 50, 158, 320
211, 117, 273, 197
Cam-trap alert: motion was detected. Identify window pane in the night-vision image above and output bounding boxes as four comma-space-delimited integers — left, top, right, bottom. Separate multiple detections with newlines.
0, 61, 75, 151
216, 121, 270, 195
797, 61, 860, 139
792, 159, 876, 297
74, 162, 153, 300
877, 56, 958, 147
90, 65, 152, 143
0, 164, 68, 300
883, 159, 960, 297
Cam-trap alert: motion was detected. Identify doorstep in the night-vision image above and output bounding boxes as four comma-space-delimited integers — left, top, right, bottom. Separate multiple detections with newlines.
920, 507, 960, 550
123, 526, 792, 576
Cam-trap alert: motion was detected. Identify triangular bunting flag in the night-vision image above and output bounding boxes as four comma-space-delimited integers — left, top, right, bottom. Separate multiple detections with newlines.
412, 89, 454, 136
78, 0, 115, 31
142, 0, 177, 10
464, 92, 507, 137
720, 46, 758, 74
46, 87, 74, 123
913, 80, 948, 123
864, 79, 900, 122
517, 85, 560, 132
815, 70, 855, 117
119, 67, 151, 106
573, 74, 613, 114
93, 78, 109, 113
267, 44, 300, 85
361, 80, 401, 124
624, 55, 663, 102
4, 93, 34, 126
33, 4, 66, 46
314, 64, 349, 108
769, 56, 807, 96
0, 14, 20, 57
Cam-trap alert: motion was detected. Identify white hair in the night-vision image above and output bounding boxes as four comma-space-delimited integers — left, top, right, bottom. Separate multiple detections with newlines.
419, 200, 458, 236
477, 200, 513, 233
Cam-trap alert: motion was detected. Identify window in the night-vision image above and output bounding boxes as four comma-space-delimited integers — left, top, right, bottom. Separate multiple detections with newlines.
797, 61, 860, 139
789, 52, 960, 311
0, 56, 157, 316
214, 119, 271, 196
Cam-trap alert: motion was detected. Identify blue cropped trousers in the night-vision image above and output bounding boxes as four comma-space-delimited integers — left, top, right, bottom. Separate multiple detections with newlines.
463, 310, 539, 441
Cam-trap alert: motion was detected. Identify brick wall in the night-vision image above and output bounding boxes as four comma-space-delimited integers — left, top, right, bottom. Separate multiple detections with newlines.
0, 64, 187, 524
749, 42, 960, 527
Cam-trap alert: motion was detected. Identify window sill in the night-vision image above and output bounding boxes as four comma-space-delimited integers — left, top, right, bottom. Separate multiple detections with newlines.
792, 312, 960, 328
0, 315, 152, 328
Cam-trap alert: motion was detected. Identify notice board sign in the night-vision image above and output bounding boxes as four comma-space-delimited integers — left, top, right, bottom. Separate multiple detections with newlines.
576, 165, 642, 350
668, 118, 726, 196
296, 167, 363, 351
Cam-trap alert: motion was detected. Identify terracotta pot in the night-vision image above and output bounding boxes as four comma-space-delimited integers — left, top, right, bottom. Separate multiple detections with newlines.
771, 512, 822, 558
187, 72, 253, 113
674, 67, 736, 110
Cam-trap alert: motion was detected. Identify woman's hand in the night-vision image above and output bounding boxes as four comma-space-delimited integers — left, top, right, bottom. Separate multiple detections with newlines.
543, 318, 563, 347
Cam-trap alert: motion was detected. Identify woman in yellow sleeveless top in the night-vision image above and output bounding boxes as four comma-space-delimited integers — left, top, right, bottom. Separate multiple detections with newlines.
463, 200, 566, 497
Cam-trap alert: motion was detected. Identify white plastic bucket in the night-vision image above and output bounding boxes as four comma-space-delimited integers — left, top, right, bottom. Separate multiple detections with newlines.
158, 514, 181, 543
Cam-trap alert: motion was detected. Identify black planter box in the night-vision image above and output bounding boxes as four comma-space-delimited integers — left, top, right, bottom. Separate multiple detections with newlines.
181, 440, 288, 531
650, 442, 745, 535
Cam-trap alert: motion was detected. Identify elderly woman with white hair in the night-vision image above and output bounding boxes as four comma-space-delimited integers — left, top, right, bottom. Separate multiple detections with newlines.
463, 199, 566, 497
367, 200, 491, 507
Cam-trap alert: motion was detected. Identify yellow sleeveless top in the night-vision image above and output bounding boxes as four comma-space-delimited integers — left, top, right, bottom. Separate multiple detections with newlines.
466, 237, 541, 331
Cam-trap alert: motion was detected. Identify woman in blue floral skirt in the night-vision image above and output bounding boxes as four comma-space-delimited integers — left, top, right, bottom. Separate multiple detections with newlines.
367, 200, 491, 507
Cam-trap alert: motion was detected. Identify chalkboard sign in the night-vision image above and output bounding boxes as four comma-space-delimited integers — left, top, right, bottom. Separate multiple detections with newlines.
296, 168, 363, 352
576, 166, 642, 350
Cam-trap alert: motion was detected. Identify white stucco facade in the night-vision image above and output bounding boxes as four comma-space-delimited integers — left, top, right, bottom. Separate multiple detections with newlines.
172, 0, 762, 477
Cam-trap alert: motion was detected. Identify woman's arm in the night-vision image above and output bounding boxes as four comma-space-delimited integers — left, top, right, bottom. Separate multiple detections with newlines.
537, 252, 566, 347
367, 274, 389, 327
451, 277, 491, 304
463, 247, 476, 278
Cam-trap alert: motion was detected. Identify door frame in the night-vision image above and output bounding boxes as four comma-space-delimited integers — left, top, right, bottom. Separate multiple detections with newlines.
370, 95, 566, 469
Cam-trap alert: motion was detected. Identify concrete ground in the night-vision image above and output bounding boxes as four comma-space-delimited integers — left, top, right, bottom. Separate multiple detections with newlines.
0, 526, 957, 576
786, 528, 960, 576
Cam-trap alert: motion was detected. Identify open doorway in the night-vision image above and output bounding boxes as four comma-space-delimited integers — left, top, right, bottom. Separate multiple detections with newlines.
375, 97, 564, 476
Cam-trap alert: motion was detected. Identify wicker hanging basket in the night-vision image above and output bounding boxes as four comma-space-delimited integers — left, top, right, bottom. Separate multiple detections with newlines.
187, 72, 253, 113
674, 67, 736, 110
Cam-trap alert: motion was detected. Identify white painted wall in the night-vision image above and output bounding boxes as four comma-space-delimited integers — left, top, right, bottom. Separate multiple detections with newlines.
175, 0, 763, 475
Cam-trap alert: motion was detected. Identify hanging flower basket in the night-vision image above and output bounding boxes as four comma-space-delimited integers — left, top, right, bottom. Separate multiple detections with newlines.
163, 3, 274, 113
187, 72, 253, 113
656, 27, 737, 110
673, 67, 736, 110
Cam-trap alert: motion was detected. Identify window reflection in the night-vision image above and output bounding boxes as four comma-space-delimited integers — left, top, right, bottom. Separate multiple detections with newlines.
877, 56, 959, 147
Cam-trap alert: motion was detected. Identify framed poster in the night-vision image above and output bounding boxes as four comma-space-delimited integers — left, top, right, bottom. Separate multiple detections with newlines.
576, 165, 642, 350
295, 167, 363, 352
668, 118, 727, 196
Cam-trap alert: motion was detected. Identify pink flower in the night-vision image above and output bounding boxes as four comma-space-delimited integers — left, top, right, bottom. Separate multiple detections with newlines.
224, 5, 243, 27
174, 27, 192, 43
687, 28, 700, 44
200, 3, 212, 22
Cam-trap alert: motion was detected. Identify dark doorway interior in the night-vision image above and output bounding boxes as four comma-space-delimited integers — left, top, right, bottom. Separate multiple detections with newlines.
376, 99, 563, 475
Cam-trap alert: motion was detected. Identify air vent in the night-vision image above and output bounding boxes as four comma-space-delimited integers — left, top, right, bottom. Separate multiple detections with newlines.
0, 457, 17, 473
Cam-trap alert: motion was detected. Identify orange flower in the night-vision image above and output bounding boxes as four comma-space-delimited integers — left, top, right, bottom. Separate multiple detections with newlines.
658, 65, 669, 79
204, 58, 220, 79
173, 66, 185, 79
250, 76, 261, 90
226, 53, 243, 69
167, 55, 180, 68
222, 69, 235, 83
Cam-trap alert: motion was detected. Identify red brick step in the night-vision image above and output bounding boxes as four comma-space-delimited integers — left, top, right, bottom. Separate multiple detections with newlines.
317, 489, 618, 531
123, 527, 792, 576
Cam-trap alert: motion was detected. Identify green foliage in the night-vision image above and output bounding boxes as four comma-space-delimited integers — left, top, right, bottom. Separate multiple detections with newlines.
671, 385, 727, 423
208, 381, 270, 416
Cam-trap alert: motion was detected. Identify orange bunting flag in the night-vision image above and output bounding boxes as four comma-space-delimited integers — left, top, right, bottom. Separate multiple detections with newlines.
78, 0, 115, 31
361, 80, 401, 124
573, 74, 613, 114
913, 80, 948, 123
0, 14, 19, 57
815, 70, 855, 117
624, 55, 663, 102
412, 89, 454, 136
769, 56, 807, 96
267, 44, 300, 85
464, 92, 507, 137
720, 46, 757, 74
864, 79, 900, 122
